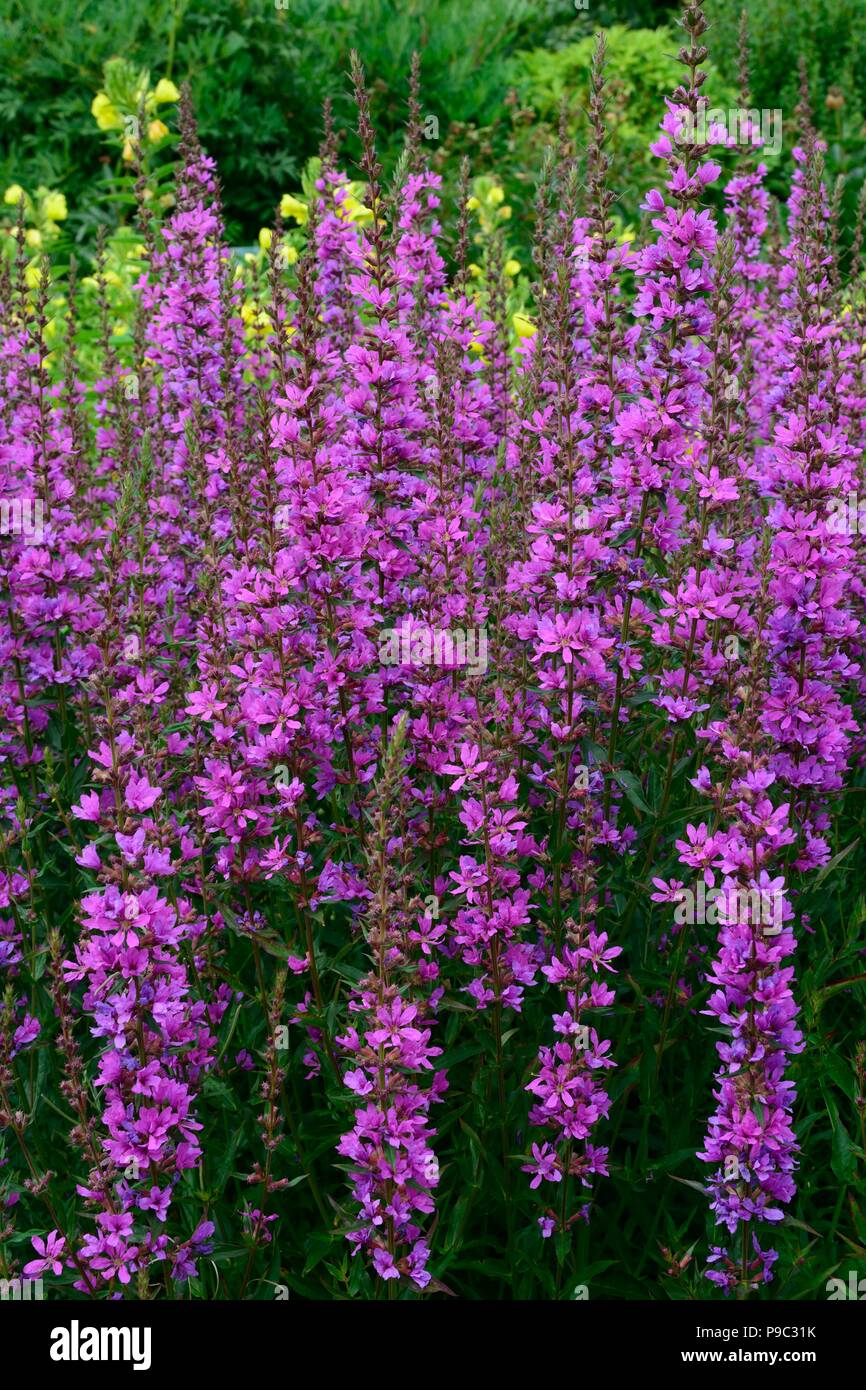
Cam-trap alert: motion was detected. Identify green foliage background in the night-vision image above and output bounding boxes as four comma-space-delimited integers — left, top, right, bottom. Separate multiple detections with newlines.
0, 3, 736, 239
2, 0, 861, 248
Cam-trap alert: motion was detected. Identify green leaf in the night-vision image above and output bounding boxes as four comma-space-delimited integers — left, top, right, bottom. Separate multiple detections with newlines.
814, 838, 860, 888
823, 1052, 857, 1101
831, 1117, 857, 1184
613, 768, 651, 815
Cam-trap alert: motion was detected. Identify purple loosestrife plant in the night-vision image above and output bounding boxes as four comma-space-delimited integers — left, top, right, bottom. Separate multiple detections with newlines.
3, 0, 866, 1304
336, 715, 444, 1290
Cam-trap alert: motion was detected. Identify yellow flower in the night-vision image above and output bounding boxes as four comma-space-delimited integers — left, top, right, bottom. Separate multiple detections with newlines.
468, 262, 483, 279
258, 227, 273, 251
341, 194, 373, 226
486, 185, 505, 206
148, 119, 169, 143
25, 228, 42, 248
512, 313, 536, 339
91, 92, 122, 131
25, 261, 43, 289
468, 339, 484, 354
499, 205, 512, 220
152, 78, 180, 104
241, 305, 272, 340
4, 184, 24, 206
281, 244, 298, 266
504, 258, 521, 277
43, 192, 67, 222
279, 194, 309, 225
122, 141, 135, 163
466, 195, 480, 212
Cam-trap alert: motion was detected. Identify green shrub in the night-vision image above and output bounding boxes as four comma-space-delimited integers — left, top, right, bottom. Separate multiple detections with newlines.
502, 24, 737, 237
710, 0, 866, 256
0, 0, 603, 244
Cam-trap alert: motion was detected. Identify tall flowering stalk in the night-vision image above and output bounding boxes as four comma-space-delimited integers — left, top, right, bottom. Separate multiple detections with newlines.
336, 715, 443, 1290
510, 36, 628, 1240
682, 549, 801, 1294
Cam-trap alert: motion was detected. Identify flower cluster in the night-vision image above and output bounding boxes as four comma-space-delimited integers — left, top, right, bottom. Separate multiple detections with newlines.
1, 4, 864, 1302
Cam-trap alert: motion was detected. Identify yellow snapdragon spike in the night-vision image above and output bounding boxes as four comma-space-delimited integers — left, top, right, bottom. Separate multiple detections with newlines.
4, 184, 25, 206
259, 228, 273, 251
279, 194, 309, 225
148, 119, 169, 143
153, 78, 180, 104
92, 92, 123, 131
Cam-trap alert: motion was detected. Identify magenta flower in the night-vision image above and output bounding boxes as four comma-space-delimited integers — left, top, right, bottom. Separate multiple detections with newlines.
23, 1230, 66, 1278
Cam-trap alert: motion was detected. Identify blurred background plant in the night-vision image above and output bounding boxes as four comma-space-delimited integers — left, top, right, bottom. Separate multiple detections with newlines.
0, 0, 714, 251
1, 182, 68, 265
1, 0, 861, 266
711, 0, 866, 260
